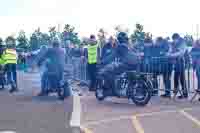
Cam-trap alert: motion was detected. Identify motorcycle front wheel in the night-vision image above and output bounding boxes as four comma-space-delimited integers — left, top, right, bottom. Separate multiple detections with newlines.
129, 80, 151, 106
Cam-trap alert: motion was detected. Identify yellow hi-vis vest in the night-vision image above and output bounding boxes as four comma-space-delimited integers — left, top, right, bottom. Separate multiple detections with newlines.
3, 49, 17, 64
88, 44, 98, 64
0, 57, 5, 65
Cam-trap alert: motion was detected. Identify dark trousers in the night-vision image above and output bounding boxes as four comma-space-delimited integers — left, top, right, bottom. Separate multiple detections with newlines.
5, 64, 17, 87
163, 72, 172, 95
163, 63, 173, 96
88, 63, 97, 90
196, 66, 200, 90
174, 69, 188, 95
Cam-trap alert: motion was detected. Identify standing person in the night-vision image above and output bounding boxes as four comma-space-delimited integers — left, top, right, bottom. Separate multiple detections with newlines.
0, 38, 6, 90
37, 40, 71, 98
143, 38, 159, 96
167, 33, 188, 99
191, 40, 200, 95
101, 36, 116, 61
70, 44, 82, 81
86, 35, 100, 92
154, 38, 173, 98
2, 36, 18, 93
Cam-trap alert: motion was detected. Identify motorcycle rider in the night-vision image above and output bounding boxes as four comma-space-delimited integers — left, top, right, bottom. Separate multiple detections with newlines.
99, 32, 139, 91
37, 40, 71, 97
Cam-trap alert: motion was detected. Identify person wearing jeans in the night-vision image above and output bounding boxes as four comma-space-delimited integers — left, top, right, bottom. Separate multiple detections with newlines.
167, 33, 188, 99
191, 40, 200, 93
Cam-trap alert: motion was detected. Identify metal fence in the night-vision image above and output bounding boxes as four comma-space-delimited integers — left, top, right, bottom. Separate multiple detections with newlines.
70, 55, 199, 95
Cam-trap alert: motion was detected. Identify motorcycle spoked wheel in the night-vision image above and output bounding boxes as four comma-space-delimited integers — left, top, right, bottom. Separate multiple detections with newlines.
95, 79, 106, 101
128, 80, 151, 106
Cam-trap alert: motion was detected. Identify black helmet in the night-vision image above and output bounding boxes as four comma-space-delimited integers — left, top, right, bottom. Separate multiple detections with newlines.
172, 33, 180, 40
117, 32, 128, 43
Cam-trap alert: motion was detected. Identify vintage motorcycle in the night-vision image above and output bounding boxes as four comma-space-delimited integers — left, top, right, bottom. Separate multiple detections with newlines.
95, 65, 153, 106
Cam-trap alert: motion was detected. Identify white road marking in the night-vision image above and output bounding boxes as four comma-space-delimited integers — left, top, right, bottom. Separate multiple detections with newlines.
179, 110, 200, 127
80, 126, 93, 133
132, 116, 144, 133
0, 131, 16, 133
70, 95, 81, 127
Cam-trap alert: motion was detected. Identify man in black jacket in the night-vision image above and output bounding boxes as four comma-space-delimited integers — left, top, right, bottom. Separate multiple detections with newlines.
99, 32, 139, 90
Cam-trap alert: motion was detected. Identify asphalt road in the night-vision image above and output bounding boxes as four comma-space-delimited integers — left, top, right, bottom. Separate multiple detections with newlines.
0, 71, 76, 133
81, 94, 200, 133
80, 71, 200, 133
1, 70, 200, 133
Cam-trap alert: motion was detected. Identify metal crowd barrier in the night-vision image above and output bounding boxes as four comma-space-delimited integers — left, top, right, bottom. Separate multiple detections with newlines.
66, 53, 199, 97
137, 56, 197, 95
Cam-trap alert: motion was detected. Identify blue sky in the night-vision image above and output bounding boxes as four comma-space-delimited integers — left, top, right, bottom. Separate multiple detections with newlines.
0, 0, 200, 39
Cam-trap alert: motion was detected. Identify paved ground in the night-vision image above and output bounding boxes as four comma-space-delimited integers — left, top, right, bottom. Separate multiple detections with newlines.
0, 71, 76, 133
2, 69, 200, 133
81, 94, 200, 133
80, 70, 200, 133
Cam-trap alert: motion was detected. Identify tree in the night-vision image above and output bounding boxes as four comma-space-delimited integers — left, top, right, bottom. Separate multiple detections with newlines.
17, 30, 28, 50
49, 26, 57, 41
97, 28, 107, 48
184, 34, 193, 46
41, 33, 50, 46
30, 33, 39, 51
61, 24, 80, 47
130, 23, 145, 44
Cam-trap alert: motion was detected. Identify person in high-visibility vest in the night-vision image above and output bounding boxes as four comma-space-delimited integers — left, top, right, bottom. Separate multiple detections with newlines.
2, 36, 18, 93
86, 35, 100, 91
0, 38, 6, 90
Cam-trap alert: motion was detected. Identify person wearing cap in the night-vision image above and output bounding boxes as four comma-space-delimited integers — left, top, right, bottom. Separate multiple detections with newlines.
167, 33, 188, 99
85, 35, 100, 91
2, 36, 18, 93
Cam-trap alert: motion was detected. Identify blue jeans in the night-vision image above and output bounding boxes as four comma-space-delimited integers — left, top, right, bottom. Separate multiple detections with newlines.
196, 66, 200, 90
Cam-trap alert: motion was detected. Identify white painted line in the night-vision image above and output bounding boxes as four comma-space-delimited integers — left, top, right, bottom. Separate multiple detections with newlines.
132, 116, 144, 133
179, 110, 200, 127
80, 126, 93, 133
0, 131, 16, 133
70, 95, 81, 127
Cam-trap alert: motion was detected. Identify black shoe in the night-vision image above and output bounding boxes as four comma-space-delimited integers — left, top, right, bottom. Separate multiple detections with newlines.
9, 88, 19, 93
37, 92, 48, 96
161, 94, 171, 98
89, 88, 96, 92
178, 94, 188, 99
196, 89, 200, 93
152, 93, 159, 96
